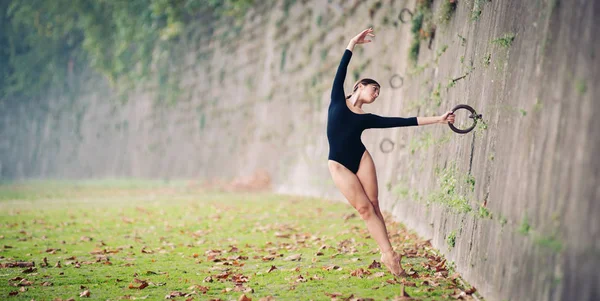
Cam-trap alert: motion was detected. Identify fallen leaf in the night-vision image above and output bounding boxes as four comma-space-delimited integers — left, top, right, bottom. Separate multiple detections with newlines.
80, 289, 91, 297
369, 272, 385, 278
401, 279, 416, 287
239, 294, 252, 301
343, 213, 357, 221
267, 265, 277, 273
350, 268, 372, 278
261, 255, 275, 261
22, 267, 37, 273
367, 260, 381, 269
128, 279, 149, 290
141, 247, 154, 254
0, 261, 34, 268
323, 265, 341, 271
465, 287, 477, 294
324, 292, 343, 298
284, 254, 301, 261
41, 281, 53, 286
165, 291, 187, 299
295, 275, 306, 283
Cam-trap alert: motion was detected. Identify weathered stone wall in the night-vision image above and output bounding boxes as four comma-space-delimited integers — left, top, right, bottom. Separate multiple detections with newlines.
1, 1, 598, 300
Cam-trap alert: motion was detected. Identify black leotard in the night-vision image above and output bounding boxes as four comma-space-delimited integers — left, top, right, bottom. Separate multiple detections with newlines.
327, 49, 418, 174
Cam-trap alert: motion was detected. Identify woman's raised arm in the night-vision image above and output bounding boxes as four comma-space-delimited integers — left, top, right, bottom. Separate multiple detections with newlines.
331, 28, 376, 102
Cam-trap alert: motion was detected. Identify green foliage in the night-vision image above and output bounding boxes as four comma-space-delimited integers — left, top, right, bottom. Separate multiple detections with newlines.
575, 79, 587, 95
472, 0, 491, 21
428, 164, 473, 213
438, 0, 457, 24
534, 234, 563, 252
478, 206, 492, 219
0, 0, 253, 101
447, 230, 457, 248
409, 39, 421, 65
431, 83, 442, 107
466, 174, 476, 192
519, 214, 531, 235
492, 33, 516, 48
457, 34, 467, 46
483, 53, 491, 67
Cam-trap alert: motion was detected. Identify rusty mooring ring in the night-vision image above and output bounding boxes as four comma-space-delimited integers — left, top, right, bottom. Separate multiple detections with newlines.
389, 74, 404, 89
380, 138, 395, 153
448, 104, 482, 134
399, 8, 413, 23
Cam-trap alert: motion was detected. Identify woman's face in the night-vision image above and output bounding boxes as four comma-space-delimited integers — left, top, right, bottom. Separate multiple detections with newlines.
362, 84, 380, 104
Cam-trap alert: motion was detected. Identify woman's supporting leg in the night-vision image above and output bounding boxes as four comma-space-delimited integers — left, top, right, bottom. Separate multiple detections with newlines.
328, 160, 393, 254
355, 151, 389, 236
355, 151, 405, 277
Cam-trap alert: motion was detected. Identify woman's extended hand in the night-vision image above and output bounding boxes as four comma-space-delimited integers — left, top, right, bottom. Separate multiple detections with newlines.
350, 28, 375, 45
439, 111, 455, 124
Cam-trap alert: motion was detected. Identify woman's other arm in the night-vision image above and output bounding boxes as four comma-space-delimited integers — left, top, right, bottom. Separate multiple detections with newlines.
417, 111, 455, 125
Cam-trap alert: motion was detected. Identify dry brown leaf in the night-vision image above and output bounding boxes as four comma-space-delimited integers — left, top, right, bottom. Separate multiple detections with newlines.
350, 268, 372, 278
261, 255, 275, 261
465, 287, 477, 294
343, 213, 357, 221
267, 265, 277, 273
323, 265, 341, 271
41, 281, 53, 286
370, 272, 385, 278
367, 260, 381, 269
401, 279, 416, 287
324, 292, 343, 298
203, 275, 214, 282
295, 275, 307, 283
80, 289, 91, 297
239, 294, 252, 301
284, 254, 301, 261
141, 247, 154, 254
128, 279, 149, 290
1, 261, 34, 268
22, 267, 37, 273
165, 291, 187, 299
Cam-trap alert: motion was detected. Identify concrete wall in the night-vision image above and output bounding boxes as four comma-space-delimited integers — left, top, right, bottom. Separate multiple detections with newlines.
1, 1, 598, 300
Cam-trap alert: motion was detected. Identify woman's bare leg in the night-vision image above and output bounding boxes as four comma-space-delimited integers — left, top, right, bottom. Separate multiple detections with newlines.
355, 151, 388, 236
328, 160, 393, 254
355, 151, 405, 276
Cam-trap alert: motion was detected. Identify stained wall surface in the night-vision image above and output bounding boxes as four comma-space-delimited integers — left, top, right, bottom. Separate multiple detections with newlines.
1, 1, 598, 300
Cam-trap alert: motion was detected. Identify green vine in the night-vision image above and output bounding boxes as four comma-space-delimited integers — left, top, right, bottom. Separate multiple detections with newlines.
0, 0, 254, 103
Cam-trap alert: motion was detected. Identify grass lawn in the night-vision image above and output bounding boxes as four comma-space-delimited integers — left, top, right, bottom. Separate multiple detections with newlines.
0, 180, 480, 300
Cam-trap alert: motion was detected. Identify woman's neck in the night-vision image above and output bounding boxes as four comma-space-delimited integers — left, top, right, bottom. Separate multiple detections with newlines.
349, 94, 364, 109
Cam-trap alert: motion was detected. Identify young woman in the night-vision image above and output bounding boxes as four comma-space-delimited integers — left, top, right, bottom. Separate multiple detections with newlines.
326, 28, 455, 277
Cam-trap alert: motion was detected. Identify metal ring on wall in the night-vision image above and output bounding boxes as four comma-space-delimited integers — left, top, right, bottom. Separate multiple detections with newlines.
380, 138, 395, 153
448, 104, 482, 134
399, 8, 413, 23
389, 74, 404, 89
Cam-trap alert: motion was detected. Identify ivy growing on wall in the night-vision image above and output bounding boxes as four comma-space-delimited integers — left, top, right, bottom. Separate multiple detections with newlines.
0, 0, 254, 103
